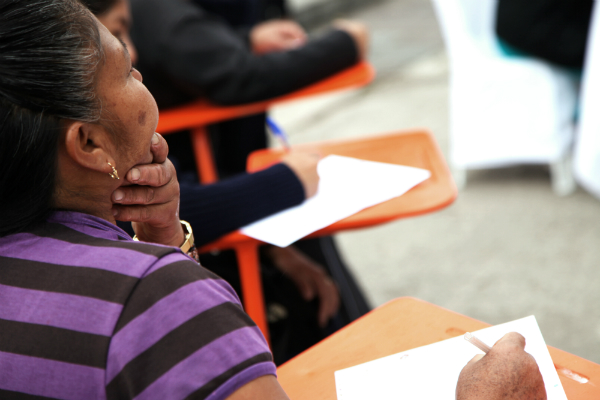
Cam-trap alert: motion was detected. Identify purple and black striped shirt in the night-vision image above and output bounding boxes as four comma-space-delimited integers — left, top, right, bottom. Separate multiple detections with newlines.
0, 211, 276, 399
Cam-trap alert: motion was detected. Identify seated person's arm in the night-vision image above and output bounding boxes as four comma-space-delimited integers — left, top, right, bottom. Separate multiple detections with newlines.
248, 17, 368, 60
178, 151, 319, 246
130, 0, 366, 105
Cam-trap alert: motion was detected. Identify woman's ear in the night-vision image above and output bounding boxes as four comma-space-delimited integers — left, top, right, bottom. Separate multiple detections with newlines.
63, 120, 115, 175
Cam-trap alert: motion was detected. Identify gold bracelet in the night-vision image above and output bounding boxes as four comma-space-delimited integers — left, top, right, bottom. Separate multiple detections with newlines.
179, 220, 195, 254
180, 220, 200, 264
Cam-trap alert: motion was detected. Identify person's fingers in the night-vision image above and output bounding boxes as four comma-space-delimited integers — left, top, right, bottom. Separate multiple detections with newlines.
269, 20, 305, 39
494, 332, 527, 350
501, 332, 527, 345
315, 274, 340, 327
125, 161, 174, 187
113, 203, 175, 224
279, 23, 306, 41
112, 182, 178, 206
113, 186, 156, 205
326, 278, 340, 322
465, 354, 485, 366
150, 133, 168, 164
251, 20, 306, 54
278, 36, 304, 50
297, 274, 316, 301
280, 151, 321, 198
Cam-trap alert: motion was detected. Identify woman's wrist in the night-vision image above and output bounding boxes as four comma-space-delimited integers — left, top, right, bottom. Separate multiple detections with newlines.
132, 218, 185, 247
132, 220, 200, 263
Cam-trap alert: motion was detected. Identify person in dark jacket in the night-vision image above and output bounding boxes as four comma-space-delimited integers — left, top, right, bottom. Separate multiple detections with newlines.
130, 0, 367, 176
496, 0, 594, 70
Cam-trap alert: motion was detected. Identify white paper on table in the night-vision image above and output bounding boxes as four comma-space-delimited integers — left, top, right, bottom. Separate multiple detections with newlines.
240, 155, 431, 247
334, 316, 567, 400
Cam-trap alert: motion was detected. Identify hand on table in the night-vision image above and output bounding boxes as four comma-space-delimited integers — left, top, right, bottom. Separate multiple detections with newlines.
280, 151, 321, 198
266, 245, 340, 328
112, 133, 184, 248
332, 19, 369, 60
250, 20, 307, 54
456, 332, 547, 400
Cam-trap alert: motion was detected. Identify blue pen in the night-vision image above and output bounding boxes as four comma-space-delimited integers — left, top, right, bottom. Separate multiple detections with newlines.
266, 117, 290, 149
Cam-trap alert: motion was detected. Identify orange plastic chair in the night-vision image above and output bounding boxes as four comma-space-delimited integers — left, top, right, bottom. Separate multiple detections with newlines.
276, 297, 600, 399
156, 61, 376, 184
199, 129, 458, 343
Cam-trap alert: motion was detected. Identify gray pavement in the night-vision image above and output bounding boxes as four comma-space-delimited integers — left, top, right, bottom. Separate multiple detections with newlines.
288, 0, 385, 28
271, 0, 600, 363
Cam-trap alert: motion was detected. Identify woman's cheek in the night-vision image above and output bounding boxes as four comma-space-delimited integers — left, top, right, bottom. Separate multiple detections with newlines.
137, 110, 147, 126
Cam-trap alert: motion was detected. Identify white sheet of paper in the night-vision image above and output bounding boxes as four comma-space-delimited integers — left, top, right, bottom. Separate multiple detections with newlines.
241, 155, 431, 247
335, 316, 567, 400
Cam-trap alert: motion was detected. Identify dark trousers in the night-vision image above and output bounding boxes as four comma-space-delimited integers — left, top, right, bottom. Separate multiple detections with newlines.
200, 237, 371, 365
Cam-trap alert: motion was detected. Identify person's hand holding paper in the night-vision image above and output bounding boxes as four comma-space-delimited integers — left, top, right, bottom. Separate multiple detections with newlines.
241, 155, 431, 247
280, 151, 322, 198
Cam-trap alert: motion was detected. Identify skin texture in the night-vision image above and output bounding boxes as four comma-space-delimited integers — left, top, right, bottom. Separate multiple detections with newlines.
280, 151, 321, 198
250, 20, 307, 54
112, 133, 184, 245
53, 18, 184, 247
456, 333, 547, 400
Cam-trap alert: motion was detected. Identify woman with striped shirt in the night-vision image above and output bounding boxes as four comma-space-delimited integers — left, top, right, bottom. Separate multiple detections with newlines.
0, 0, 284, 398
0, 0, 547, 398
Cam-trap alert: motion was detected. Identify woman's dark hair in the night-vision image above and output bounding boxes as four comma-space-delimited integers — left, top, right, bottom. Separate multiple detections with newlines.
79, 0, 120, 17
0, 0, 103, 236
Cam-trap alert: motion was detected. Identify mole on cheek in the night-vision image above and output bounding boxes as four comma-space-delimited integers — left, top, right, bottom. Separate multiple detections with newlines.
138, 111, 147, 126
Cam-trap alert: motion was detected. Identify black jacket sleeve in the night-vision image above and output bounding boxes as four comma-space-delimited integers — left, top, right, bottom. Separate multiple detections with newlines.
130, 0, 359, 108
495, 0, 593, 69
178, 163, 305, 246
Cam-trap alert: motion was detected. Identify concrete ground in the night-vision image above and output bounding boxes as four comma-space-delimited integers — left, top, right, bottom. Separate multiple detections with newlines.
271, 0, 600, 363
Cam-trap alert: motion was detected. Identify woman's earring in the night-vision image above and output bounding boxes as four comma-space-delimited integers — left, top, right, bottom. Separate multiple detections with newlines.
108, 162, 120, 180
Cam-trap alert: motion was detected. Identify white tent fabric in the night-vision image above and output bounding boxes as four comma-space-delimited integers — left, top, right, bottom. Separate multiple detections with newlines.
431, 0, 578, 194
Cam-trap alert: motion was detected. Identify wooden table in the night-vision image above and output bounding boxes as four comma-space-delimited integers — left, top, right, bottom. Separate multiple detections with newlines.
277, 297, 600, 399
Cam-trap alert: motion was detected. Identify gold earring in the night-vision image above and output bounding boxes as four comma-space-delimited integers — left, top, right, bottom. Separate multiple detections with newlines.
108, 162, 119, 180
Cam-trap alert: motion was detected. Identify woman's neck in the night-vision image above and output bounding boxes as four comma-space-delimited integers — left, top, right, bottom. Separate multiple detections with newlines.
53, 173, 118, 225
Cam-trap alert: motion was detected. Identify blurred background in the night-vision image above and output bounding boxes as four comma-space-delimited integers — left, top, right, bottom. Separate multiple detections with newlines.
272, 0, 600, 363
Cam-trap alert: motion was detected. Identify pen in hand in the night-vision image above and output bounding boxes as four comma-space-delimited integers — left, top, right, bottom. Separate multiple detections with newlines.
266, 116, 290, 150
464, 332, 492, 354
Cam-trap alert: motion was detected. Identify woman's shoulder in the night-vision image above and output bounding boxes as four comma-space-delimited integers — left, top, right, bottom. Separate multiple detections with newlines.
0, 211, 212, 309
106, 247, 275, 399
